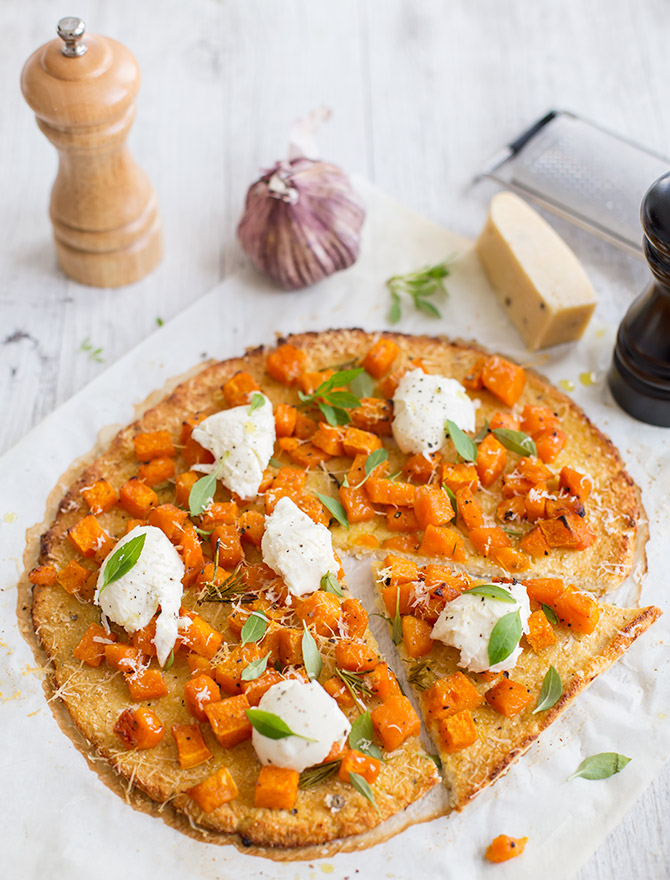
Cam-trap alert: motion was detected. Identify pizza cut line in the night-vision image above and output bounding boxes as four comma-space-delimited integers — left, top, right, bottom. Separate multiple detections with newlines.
27, 328, 660, 850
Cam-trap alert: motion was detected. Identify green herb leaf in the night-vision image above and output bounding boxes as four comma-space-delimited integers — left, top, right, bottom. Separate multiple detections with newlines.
240, 611, 269, 645
426, 753, 442, 770
350, 370, 374, 399
443, 484, 457, 511
156, 317, 164, 327
348, 771, 381, 815
269, 457, 282, 468
316, 492, 350, 530
318, 401, 351, 426
542, 603, 559, 624
328, 390, 362, 408
193, 525, 214, 537
386, 261, 450, 323
415, 298, 441, 318
299, 761, 340, 789
487, 610, 522, 667
188, 456, 227, 518
349, 711, 383, 760
445, 419, 478, 462
492, 428, 537, 457
465, 584, 516, 603
301, 622, 322, 681
352, 448, 389, 489
248, 392, 266, 414
389, 290, 402, 324
245, 708, 317, 742
163, 648, 175, 670
99, 533, 146, 593
472, 419, 490, 444
334, 667, 372, 710
533, 665, 562, 714
502, 527, 524, 537
241, 652, 271, 682
320, 571, 344, 597
568, 752, 631, 781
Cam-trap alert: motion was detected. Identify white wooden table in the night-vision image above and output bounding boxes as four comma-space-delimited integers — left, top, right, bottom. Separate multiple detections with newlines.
2, 0, 668, 875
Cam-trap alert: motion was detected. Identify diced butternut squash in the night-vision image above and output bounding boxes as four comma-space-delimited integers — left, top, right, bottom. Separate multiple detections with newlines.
481, 356, 526, 407
114, 707, 164, 749
339, 485, 377, 523
342, 427, 382, 457
222, 371, 260, 407
414, 486, 454, 530
462, 358, 484, 390
187, 765, 238, 813
296, 591, 342, 636
187, 654, 213, 677
28, 564, 58, 586
441, 462, 479, 494
385, 507, 420, 532
148, 503, 188, 544
366, 662, 402, 701
485, 834, 528, 863
264, 467, 306, 512
339, 749, 382, 784
403, 452, 442, 484
559, 466, 593, 500
535, 428, 567, 463
335, 639, 378, 673
138, 456, 175, 487
323, 676, 355, 709
381, 554, 419, 585
198, 501, 238, 531
299, 369, 335, 395
489, 411, 521, 431
349, 398, 394, 436
185, 673, 221, 721
277, 436, 331, 469
525, 610, 558, 652
175, 471, 199, 508
81, 479, 117, 515
254, 765, 299, 810
381, 580, 415, 617
378, 359, 427, 398
119, 478, 158, 519
294, 412, 318, 440
312, 423, 345, 456
172, 722, 213, 768
125, 667, 169, 701
455, 486, 484, 531
237, 509, 265, 547
524, 486, 547, 522
104, 643, 144, 673
278, 627, 304, 667
492, 546, 531, 571
485, 679, 532, 717
274, 403, 297, 437
340, 597, 368, 640
423, 672, 484, 719
419, 525, 466, 562
180, 525, 204, 579
366, 477, 415, 507
521, 404, 560, 437
133, 430, 176, 462
57, 559, 93, 595
523, 577, 566, 605
539, 513, 595, 551
210, 524, 244, 568
519, 526, 551, 558
205, 694, 252, 748
266, 343, 306, 386
73, 623, 116, 667
362, 338, 399, 378
468, 527, 511, 558
497, 496, 526, 524
371, 695, 421, 750
179, 608, 223, 659
242, 669, 285, 706
67, 515, 115, 561
382, 534, 421, 553
437, 709, 478, 752
554, 590, 600, 634
180, 415, 215, 468
475, 433, 507, 488
401, 615, 434, 658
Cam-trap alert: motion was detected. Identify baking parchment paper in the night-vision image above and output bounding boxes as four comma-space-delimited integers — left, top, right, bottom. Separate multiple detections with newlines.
1, 179, 668, 880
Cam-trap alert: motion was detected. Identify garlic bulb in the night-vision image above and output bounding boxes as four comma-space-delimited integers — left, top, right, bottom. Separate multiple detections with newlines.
237, 158, 365, 290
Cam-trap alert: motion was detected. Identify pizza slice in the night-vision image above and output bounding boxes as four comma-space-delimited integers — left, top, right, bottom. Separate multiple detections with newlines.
373, 554, 661, 807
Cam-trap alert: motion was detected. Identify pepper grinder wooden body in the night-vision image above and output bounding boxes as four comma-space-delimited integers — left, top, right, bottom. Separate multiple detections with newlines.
608, 172, 670, 426
20, 18, 162, 288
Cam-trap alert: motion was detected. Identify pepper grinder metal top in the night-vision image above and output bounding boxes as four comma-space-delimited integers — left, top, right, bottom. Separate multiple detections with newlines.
20, 18, 162, 288
608, 172, 670, 426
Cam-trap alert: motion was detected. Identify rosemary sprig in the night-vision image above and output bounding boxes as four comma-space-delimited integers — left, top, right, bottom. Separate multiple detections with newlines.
299, 760, 341, 789
198, 563, 252, 604
334, 666, 372, 710
387, 261, 450, 323
404, 658, 434, 691
297, 368, 364, 427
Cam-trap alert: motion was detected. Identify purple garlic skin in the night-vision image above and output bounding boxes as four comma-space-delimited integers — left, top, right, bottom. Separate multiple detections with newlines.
237, 158, 366, 291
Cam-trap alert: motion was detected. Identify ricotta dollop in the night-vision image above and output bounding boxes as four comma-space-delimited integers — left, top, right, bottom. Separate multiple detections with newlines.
431, 582, 531, 673
191, 394, 275, 499
252, 679, 351, 772
392, 369, 476, 456
95, 525, 184, 666
261, 496, 338, 598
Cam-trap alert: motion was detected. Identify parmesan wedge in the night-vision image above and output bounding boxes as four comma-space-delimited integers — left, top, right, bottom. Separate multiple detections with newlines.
476, 192, 597, 350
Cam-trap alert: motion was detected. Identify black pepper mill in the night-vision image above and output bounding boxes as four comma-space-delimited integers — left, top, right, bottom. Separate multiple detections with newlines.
608, 172, 670, 426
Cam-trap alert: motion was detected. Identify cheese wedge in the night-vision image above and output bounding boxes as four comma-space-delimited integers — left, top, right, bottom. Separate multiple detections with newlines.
476, 192, 597, 350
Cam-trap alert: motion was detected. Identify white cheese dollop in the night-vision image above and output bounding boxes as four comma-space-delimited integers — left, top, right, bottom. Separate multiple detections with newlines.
431, 582, 531, 673
192, 393, 275, 499
94, 525, 184, 666
392, 369, 476, 456
261, 496, 338, 598
252, 679, 351, 772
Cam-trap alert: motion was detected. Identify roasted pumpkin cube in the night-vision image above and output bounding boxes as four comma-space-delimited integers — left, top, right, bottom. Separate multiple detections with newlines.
198, 501, 238, 531
278, 436, 331, 469
342, 597, 368, 640
339, 485, 377, 523
138, 456, 175, 487
419, 525, 466, 561
382, 534, 422, 554
264, 467, 306, 512
114, 707, 164, 749
133, 430, 176, 462
278, 627, 304, 667
349, 398, 394, 436
455, 486, 484, 531
485, 678, 532, 717
401, 615, 433, 658
67, 515, 114, 560
119, 478, 158, 519
104, 643, 144, 673
312, 423, 345, 456
296, 591, 342, 636
222, 370, 260, 407
554, 590, 600, 634
519, 526, 551, 558
489, 411, 521, 431
380, 554, 419, 585
539, 513, 595, 551
521, 404, 560, 436
414, 486, 454, 530
299, 369, 335, 395
187, 765, 238, 813
174, 471, 199, 508
254, 765, 299, 810
238, 509, 265, 547
323, 676, 355, 709
525, 609, 558, 652
402, 451, 442, 484
423, 672, 484, 719
124, 668, 168, 701
366, 662, 402, 701
204, 694, 253, 748
172, 723, 213, 768
28, 564, 58, 586
492, 546, 531, 572
342, 426, 382, 457
241, 669, 284, 707
265, 343, 306, 386
57, 559, 93, 595
381, 580, 415, 617
468, 526, 511, 557
437, 708, 478, 752
180, 610, 223, 659
523, 577, 566, 605
339, 748, 382, 784
497, 496, 526, 524
184, 673, 221, 721
386, 507, 421, 532
475, 433, 507, 488
441, 462, 478, 494
210, 524, 243, 568
294, 412, 318, 440
366, 477, 415, 507
335, 639, 378, 673
371, 695, 421, 750
462, 358, 484, 390
535, 428, 567, 463
81, 479, 117, 515
362, 338, 399, 378
559, 466, 593, 500
73, 623, 116, 667
274, 403, 298, 437
481, 356, 526, 407
148, 503, 188, 543
214, 645, 264, 695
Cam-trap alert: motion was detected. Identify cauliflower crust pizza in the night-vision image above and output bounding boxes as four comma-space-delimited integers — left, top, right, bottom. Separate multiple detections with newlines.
26, 329, 660, 850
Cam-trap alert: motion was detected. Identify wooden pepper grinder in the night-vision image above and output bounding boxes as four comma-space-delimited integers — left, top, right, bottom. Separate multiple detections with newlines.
20, 17, 162, 287
608, 172, 670, 426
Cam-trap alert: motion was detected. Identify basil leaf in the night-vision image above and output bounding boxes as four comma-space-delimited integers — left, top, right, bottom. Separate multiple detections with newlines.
465, 584, 516, 603
533, 665, 562, 714
445, 419, 478, 462
443, 484, 457, 511
316, 492, 350, 530
245, 708, 317, 742
320, 571, 344, 598
472, 419, 490, 444
348, 771, 381, 815
188, 455, 228, 517
100, 533, 146, 592
241, 652, 270, 682
349, 711, 383, 760
240, 611, 269, 645
269, 457, 282, 468
542, 603, 559, 625
568, 752, 631, 781
492, 428, 537, 457
350, 370, 374, 399
487, 610, 522, 667
365, 448, 388, 476
301, 622, 322, 681
163, 648, 175, 670
326, 367, 365, 390
248, 392, 265, 414
328, 391, 362, 409
318, 401, 351, 427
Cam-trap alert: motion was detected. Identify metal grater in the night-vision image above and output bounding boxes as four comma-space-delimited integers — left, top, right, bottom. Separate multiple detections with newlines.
477, 111, 670, 257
